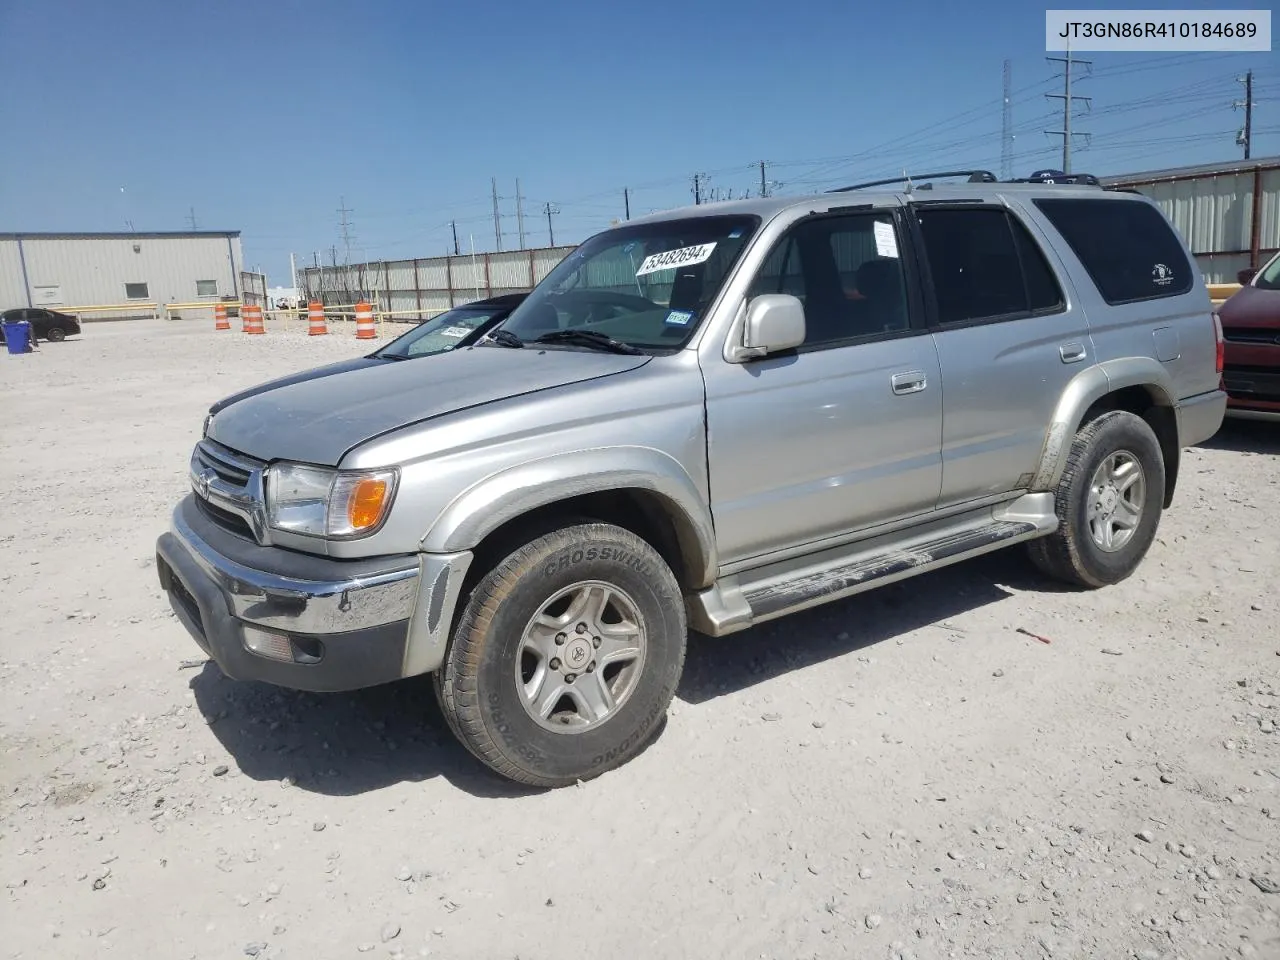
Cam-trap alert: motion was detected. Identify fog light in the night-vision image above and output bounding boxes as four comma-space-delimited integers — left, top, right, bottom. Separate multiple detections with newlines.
243, 626, 294, 663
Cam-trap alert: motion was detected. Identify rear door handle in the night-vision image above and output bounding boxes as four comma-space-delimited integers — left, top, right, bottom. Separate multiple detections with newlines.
1059, 342, 1087, 363
891, 370, 927, 395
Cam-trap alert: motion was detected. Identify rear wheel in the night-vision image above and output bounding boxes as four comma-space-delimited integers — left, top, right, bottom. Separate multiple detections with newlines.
435, 522, 686, 787
1028, 410, 1166, 588
45, 327, 65, 342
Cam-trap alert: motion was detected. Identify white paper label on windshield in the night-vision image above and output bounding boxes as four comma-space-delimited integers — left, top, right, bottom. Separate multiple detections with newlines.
874, 221, 899, 258
439, 326, 471, 338
635, 242, 717, 276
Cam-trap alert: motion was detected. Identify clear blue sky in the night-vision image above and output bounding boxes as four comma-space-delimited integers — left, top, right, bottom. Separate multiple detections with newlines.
2, 0, 1276, 282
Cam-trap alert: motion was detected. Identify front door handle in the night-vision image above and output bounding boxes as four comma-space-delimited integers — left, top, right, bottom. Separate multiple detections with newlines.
891, 370, 927, 395
1059, 342, 1087, 363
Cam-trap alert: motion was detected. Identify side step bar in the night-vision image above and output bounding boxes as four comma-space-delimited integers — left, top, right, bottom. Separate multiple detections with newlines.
687, 493, 1058, 636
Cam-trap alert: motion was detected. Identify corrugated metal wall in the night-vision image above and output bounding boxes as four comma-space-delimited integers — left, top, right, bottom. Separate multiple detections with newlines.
297, 245, 579, 320
0, 234, 244, 317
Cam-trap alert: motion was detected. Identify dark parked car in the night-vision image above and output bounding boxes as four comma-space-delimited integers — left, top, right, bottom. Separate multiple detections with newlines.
206, 293, 526, 416
1218, 252, 1280, 422
0, 307, 82, 343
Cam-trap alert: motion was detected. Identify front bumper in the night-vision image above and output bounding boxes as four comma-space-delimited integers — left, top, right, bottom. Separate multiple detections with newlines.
155, 496, 472, 692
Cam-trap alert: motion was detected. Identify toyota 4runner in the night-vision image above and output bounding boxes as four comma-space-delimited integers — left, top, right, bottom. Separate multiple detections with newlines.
156, 171, 1226, 787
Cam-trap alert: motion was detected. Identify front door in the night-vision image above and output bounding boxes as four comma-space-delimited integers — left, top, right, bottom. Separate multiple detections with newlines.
908, 197, 1096, 508
702, 208, 945, 568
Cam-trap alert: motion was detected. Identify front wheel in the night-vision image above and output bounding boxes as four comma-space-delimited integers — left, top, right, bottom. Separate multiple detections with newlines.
435, 522, 687, 787
1027, 410, 1166, 588
44, 327, 66, 342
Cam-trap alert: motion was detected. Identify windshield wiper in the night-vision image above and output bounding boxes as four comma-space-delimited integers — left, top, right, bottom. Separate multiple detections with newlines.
532, 329, 644, 355
484, 329, 524, 348
378, 352, 410, 360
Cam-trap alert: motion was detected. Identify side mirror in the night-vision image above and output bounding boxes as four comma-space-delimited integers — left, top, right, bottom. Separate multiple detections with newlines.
732, 294, 805, 361
1237, 268, 1257, 285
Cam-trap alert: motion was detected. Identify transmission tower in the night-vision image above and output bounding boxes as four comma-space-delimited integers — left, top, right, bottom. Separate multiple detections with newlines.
337, 196, 355, 265
1045, 38, 1092, 174
1001, 60, 1014, 180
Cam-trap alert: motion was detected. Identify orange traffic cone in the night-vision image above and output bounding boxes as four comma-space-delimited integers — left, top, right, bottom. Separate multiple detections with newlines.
354, 301, 376, 339
308, 301, 327, 336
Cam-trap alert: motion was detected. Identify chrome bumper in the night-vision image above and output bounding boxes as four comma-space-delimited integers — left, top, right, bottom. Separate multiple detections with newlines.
156, 499, 473, 691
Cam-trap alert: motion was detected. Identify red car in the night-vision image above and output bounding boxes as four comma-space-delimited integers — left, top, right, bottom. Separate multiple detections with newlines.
1218, 251, 1280, 422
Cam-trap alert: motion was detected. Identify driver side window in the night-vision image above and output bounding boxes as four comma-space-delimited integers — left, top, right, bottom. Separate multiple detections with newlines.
747, 213, 912, 348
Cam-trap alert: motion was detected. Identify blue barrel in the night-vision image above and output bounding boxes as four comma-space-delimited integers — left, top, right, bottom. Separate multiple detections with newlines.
2, 319, 32, 355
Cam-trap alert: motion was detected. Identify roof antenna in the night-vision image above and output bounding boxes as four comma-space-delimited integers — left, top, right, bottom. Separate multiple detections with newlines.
903, 169, 913, 195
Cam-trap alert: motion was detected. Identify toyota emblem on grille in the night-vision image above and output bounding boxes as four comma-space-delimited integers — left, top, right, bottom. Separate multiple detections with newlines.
196, 468, 215, 499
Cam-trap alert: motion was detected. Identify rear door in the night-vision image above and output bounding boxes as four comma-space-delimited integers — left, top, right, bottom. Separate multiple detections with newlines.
908, 196, 1095, 508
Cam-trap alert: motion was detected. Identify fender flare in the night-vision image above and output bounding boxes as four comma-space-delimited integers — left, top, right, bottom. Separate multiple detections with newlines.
420, 446, 718, 587
1031, 357, 1176, 492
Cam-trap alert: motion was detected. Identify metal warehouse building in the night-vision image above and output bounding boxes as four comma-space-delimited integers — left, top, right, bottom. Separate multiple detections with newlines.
0, 231, 245, 317
1100, 155, 1280, 285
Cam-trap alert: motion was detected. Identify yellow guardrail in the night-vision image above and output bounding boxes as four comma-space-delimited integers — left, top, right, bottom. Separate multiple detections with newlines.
1207, 283, 1242, 306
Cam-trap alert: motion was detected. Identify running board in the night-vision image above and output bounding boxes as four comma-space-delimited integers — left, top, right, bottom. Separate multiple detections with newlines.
687, 493, 1058, 636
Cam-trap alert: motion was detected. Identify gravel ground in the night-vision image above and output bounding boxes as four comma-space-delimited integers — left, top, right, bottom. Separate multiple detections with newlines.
2, 319, 1278, 960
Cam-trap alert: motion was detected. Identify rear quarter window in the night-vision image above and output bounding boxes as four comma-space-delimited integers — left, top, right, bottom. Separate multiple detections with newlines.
1034, 197, 1194, 305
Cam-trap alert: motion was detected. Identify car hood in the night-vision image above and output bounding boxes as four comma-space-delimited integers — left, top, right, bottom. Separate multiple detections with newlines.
1218, 285, 1280, 328
206, 345, 652, 465
208, 356, 387, 414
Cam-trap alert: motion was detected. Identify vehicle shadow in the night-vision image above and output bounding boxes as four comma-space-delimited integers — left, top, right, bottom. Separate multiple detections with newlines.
678, 548, 1036, 705
189, 668, 547, 799
189, 548, 1043, 797
1196, 418, 1280, 455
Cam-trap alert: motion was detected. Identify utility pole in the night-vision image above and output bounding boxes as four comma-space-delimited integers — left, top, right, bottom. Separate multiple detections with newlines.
1001, 59, 1014, 180
624, 188, 630, 220
337, 196, 355, 265
692, 173, 705, 205
759, 161, 769, 198
1234, 69, 1254, 159
515, 178, 526, 249
186, 206, 198, 230
544, 202, 559, 246
450, 220, 460, 256
1046, 38, 1091, 174
491, 178, 503, 252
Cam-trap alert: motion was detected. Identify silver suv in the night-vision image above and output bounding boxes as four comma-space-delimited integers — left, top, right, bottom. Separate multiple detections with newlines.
156, 171, 1227, 787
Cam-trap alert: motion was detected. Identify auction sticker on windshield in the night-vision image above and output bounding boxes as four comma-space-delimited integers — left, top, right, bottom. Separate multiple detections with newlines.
440, 326, 471, 338
635, 243, 717, 276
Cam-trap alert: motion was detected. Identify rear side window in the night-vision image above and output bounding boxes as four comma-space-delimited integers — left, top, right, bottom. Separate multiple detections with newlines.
1034, 198, 1193, 304
915, 207, 1064, 325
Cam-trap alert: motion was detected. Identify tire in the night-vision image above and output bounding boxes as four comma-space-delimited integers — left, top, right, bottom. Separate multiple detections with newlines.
45, 327, 65, 342
1028, 410, 1166, 589
435, 522, 686, 787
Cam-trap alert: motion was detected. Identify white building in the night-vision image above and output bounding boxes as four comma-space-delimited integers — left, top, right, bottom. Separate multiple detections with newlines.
0, 231, 245, 317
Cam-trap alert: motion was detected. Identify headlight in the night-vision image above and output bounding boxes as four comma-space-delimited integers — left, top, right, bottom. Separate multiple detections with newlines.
265, 462, 398, 538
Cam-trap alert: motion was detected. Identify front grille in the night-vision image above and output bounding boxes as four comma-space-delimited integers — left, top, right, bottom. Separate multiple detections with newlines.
194, 495, 256, 539
1223, 327, 1280, 345
194, 439, 261, 486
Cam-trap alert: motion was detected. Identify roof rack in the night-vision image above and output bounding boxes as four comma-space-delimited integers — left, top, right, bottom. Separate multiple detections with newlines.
827, 168, 1101, 193
828, 170, 997, 193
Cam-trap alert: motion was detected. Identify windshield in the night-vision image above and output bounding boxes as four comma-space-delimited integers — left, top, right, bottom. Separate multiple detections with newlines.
374, 303, 512, 358
493, 214, 760, 351
1254, 251, 1280, 291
